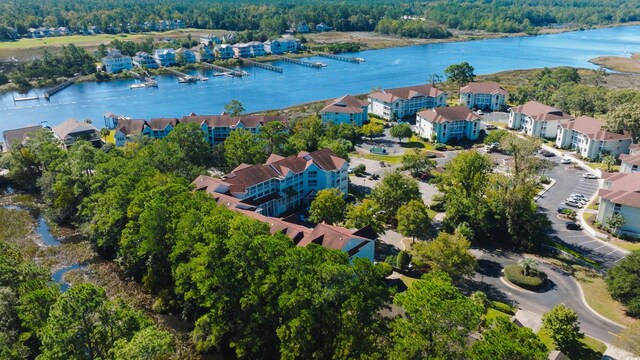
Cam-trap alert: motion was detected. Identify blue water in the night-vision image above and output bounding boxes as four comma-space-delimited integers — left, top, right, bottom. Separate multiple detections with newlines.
51, 264, 85, 292
1, 26, 639, 133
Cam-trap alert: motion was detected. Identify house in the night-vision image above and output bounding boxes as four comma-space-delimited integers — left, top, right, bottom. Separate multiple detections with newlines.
214, 44, 234, 60
296, 23, 311, 33
556, 116, 632, 161
596, 172, 640, 238
620, 144, 640, 173
459, 81, 508, 111
193, 45, 214, 62
264, 38, 300, 54
320, 95, 369, 127
232, 43, 251, 58
132, 52, 158, 69
508, 101, 573, 139
368, 84, 447, 121
113, 119, 146, 146
192, 174, 375, 262
52, 119, 101, 149
316, 23, 333, 32
416, 106, 481, 143
180, 114, 288, 145
153, 48, 176, 67
142, 118, 178, 139
175, 48, 196, 64
102, 49, 133, 73
199, 34, 222, 45
247, 41, 266, 57
2, 125, 45, 151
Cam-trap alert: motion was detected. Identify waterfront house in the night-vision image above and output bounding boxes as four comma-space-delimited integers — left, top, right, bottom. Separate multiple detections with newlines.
132, 52, 158, 69
2, 125, 45, 151
620, 144, 640, 173
264, 38, 300, 54
180, 114, 288, 145
233, 43, 252, 58
508, 101, 573, 139
459, 81, 508, 111
247, 41, 266, 57
368, 84, 447, 121
199, 34, 222, 45
320, 95, 369, 127
113, 119, 147, 147
555, 116, 632, 161
214, 44, 234, 60
142, 118, 178, 139
153, 48, 177, 67
193, 45, 214, 62
316, 23, 333, 32
176, 48, 197, 64
102, 49, 133, 73
52, 119, 101, 149
416, 106, 481, 143
596, 172, 640, 238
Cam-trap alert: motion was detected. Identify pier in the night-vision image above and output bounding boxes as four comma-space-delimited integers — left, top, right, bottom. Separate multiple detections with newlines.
316, 52, 365, 63
124, 69, 142, 79
12, 94, 39, 102
241, 59, 283, 73
162, 67, 198, 83
44, 74, 82, 100
200, 62, 247, 77
273, 55, 326, 68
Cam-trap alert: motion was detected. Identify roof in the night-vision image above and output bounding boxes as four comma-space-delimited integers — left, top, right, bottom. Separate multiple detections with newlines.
297, 222, 375, 252
417, 106, 481, 123
146, 118, 178, 130
559, 116, 631, 141
115, 119, 146, 136
598, 172, 640, 208
321, 95, 367, 114
620, 152, 640, 167
2, 125, 43, 150
52, 119, 98, 139
369, 84, 444, 103
629, 143, 640, 154
180, 114, 286, 129
460, 81, 508, 96
510, 101, 573, 122
548, 350, 569, 360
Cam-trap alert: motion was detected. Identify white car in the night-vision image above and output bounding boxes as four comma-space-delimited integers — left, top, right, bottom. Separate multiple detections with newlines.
560, 158, 572, 164
565, 200, 582, 208
583, 173, 598, 179
476, 110, 484, 115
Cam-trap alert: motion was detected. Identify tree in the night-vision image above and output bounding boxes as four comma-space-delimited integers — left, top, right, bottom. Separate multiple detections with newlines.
410, 231, 477, 281
606, 250, 640, 317
601, 153, 616, 172
541, 304, 583, 351
427, 73, 442, 86
467, 316, 548, 360
606, 212, 625, 233
518, 257, 538, 276
223, 128, 267, 169
111, 326, 175, 360
396, 250, 411, 270
224, 99, 245, 116
308, 188, 347, 224
165, 122, 213, 168
318, 138, 352, 160
258, 121, 289, 154
99, 128, 110, 142
370, 171, 421, 223
390, 271, 483, 359
360, 122, 384, 141
606, 102, 640, 143
401, 149, 436, 177
396, 200, 431, 241
344, 199, 385, 235
444, 61, 475, 92
390, 123, 413, 143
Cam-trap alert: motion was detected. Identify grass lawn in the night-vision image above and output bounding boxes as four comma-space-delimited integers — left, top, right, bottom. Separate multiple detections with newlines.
0, 34, 151, 50
486, 121, 506, 128
537, 328, 606, 360
403, 135, 435, 151
585, 162, 620, 172
400, 275, 419, 289
610, 238, 640, 252
350, 152, 403, 164
485, 308, 511, 321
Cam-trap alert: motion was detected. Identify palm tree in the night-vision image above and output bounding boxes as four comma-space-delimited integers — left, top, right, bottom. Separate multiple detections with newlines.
601, 154, 616, 173
99, 128, 111, 143
518, 257, 538, 276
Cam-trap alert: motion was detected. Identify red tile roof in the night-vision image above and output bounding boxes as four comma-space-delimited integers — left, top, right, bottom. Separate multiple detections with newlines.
321, 95, 367, 114
297, 222, 374, 252
417, 106, 481, 124
460, 82, 508, 96
369, 84, 444, 103
559, 116, 631, 141
510, 101, 573, 122
147, 118, 178, 130
599, 172, 640, 208
180, 114, 287, 128
620, 152, 640, 167
115, 119, 146, 136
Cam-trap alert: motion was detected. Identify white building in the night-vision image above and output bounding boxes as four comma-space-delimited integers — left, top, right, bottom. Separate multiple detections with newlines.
368, 84, 447, 121
102, 49, 133, 73
153, 48, 176, 67
596, 172, 640, 238
264, 38, 300, 54
416, 106, 481, 143
508, 101, 573, 139
320, 95, 368, 127
620, 144, 640, 173
176, 48, 196, 64
233, 43, 251, 58
556, 116, 632, 161
214, 44, 234, 59
132, 52, 158, 69
459, 82, 508, 111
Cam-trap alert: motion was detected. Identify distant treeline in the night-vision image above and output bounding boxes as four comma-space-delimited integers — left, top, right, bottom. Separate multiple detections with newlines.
2, 0, 640, 41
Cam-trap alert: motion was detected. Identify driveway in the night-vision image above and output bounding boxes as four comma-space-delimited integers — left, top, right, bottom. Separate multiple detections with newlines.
471, 248, 624, 343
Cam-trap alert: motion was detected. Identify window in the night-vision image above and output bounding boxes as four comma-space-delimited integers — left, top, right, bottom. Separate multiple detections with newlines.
614, 203, 621, 214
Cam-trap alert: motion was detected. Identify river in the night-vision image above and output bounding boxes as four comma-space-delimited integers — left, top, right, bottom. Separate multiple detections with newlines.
1, 25, 639, 134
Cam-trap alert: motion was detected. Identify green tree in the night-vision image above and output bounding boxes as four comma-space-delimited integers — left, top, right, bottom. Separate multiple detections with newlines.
396, 200, 431, 241
467, 316, 548, 360
370, 171, 421, 223
483, 129, 509, 145
360, 122, 384, 141
601, 153, 616, 172
223, 128, 267, 169
410, 231, 477, 281
401, 149, 436, 177
224, 99, 245, 116
518, 257, 538, 276
308, 188, 347, 224
606, 102, 640, 143
286, 116, 324, 153
390, 271, 483, 359
606, 212, 625, 233
99, 128, 110, 142
390, 123, 413, 143
258, 121, 289, 154
396, 250, 411, 270
427, 73, 442, 86
111, 326, 175, 360
606, 250, 640, 317
318, 138, 352, 160
165, 122, 212, 168
541, 304, 583, 352
344, 199, 385, 235
444, 61, 475, 92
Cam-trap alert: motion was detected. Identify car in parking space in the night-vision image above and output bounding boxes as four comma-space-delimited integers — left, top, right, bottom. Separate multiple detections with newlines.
570, 193, 585, 199
583, 173, 598, 179
565, 200, 582, 208
565, 221, 581, 230
539, 150, 555, 157
485, 124, 497, 130
560, 158, 572, 164
567, 196, 587, 205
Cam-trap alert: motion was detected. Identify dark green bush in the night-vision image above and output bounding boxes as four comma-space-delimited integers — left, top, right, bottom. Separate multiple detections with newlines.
434, 143, 447, 151
504, 264, 546, 290
489, 300, 516, 315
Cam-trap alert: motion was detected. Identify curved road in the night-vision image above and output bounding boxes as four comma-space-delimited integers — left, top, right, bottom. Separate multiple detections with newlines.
471, 248, 623, 343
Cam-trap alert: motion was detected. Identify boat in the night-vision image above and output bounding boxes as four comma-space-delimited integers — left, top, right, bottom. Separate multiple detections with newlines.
178, 76, 197, 83
213, 72, 227, 77
197, 75, 209, 81
129, 80, 158, 89
354, 57, 365, 62
313, 62, 328, 67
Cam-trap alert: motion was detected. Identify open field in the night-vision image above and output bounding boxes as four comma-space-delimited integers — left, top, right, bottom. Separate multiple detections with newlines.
590, 53, 640, 73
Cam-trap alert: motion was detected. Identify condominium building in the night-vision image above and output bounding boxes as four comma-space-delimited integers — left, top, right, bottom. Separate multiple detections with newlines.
459, 82, 508, 111
320, 95, 369, 127
556, 116, 632, 161
596, 172, 640, 238
368, 84, 447, 120
416, 106, 481, 143
508, 101, 573, 139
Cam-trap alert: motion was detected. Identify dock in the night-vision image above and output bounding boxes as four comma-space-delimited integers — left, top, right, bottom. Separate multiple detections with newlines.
44, 74, 82, 100
316, 52, 365, 63
200, 62, 247, 77
124, 69, 142, 79
272, 55, 326, 68
12, 94, 39, 102
241, 58, 283, 73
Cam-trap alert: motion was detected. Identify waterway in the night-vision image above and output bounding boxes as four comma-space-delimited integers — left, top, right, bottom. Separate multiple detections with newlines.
1, 25, 640, 133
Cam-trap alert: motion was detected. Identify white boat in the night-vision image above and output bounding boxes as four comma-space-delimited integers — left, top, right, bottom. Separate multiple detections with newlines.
178, 76, 197, 83
197, 75, 209, 81
129, 80, 158, 89
313, 62, 327, 67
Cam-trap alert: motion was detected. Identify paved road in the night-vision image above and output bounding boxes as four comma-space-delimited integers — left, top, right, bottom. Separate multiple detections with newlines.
535, 156, 627, 268
471, 248, 624, 343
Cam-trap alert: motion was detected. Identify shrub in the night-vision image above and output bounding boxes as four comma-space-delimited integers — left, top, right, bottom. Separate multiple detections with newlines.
434, 143, 447, 151
471, 291, 490, 311
384, 255, 397, 267
426, 152, 437, 158
540, 176, 551, 185
429, 194, 445, 212
504, 264, 547, 290
490, 300, 516, 315
396, 251, 411, 270
353, 163, 366, 176
377, 262, 393, 277
454, 146, 464, 150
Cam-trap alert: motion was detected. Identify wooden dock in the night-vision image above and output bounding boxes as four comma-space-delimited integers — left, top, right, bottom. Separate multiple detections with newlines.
316, 52, 365, 63
44, 74, 82, 100
241, 59, 283, 73
273, 55, 326, 68
200, 62, 247, 77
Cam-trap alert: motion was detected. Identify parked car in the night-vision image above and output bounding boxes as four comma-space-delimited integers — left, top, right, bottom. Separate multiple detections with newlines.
583, 173, 598, 179
564, 200, 582, 208
565, 221, 581, 230
560, 158, 572, 164
485, 124, 497, 130
570, 193, 586, 199
557, 207, 569, 213
539, 150, 555, 157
